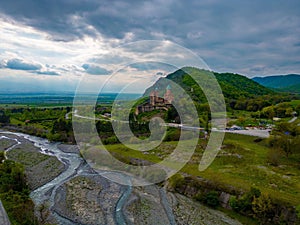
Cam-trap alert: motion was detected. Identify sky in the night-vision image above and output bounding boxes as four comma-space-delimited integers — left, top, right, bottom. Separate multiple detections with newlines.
0, 0, 299, 93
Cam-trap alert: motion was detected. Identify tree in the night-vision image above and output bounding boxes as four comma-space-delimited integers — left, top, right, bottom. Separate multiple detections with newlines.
0, 160, 38, 224
262, 106, 275, 120
285, 107, 294, 117
295, 104, 300, 116
0, 110, 10, 123
234, 99, 247, 110
269, 135, 295, 158
0, 152, 5, 162
275, 102, 290, 118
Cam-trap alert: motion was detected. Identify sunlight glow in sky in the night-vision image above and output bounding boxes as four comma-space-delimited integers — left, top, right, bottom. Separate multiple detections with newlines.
0, 0, 299, 93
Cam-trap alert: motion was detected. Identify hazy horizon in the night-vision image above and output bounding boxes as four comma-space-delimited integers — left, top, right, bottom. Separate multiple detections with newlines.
0, 0, 299, 93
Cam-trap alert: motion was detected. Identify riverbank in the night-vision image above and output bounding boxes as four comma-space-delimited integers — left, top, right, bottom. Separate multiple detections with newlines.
0, 130, 245, 225
0, 200, 10, 225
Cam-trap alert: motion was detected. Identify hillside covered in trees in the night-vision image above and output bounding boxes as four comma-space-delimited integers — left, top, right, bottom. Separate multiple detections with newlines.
147, 67, 274, 101
143, 67, 295, 114
253, 74, 300, 93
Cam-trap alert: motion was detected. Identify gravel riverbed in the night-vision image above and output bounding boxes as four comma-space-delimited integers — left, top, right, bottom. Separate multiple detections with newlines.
0, 130, 243, 225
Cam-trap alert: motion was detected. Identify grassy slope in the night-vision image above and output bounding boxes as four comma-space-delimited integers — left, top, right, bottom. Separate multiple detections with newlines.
99, 133, 300, 206
189, 134, 300, 206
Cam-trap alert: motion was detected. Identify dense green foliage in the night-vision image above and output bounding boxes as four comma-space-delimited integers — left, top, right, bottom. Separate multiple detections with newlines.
138, 67, 298, 132
202, 191, 220, 208
283, 83, 300, 93
260, 102, 297, 119
214, 72, 273, 97
146, 67, 273, 101
229, 187, 261, 214
268, 122, 300, 158
0, 160, 38, 225
253, 74, 300, 91
142, 67, 299, 118
0, 110, 10, 123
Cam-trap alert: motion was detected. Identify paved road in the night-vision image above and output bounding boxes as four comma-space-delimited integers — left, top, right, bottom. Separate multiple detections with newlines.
224, 129, 271, 138
0, 200, 10, 225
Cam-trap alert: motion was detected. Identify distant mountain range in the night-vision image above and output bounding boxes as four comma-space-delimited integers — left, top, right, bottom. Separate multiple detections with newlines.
252, 74, 300, 93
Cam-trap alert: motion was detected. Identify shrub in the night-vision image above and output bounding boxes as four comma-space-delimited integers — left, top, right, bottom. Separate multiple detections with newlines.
168, 173, 184, 190
0, 151, 4, 162
163, 128, 180, 142
252, 194, 274, 222
229, 187, 261, 214
203, 191, 220, 208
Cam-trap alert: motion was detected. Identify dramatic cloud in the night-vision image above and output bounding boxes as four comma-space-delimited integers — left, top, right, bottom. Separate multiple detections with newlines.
5, 58, 42, 71
0, 0, 299, 93
82, 64, 112, 75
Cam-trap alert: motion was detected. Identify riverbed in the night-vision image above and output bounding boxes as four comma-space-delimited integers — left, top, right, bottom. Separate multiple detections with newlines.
0, 130, 242, 225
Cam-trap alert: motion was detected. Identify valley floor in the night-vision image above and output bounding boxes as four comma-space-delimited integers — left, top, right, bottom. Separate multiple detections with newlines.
0, 131, 243, 225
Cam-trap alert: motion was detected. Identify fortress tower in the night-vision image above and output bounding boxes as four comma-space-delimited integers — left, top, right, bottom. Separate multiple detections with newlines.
163, 84, 174, 104
150, 87, 159, 106
136, 85, 174, 115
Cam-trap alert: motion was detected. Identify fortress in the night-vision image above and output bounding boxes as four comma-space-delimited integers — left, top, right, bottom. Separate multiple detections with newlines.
135, 85, 174, 115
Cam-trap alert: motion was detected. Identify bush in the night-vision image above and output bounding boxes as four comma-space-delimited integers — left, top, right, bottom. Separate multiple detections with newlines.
252, 194, 274, 222
203, 191, 220, 208
229, 187, 261, 214
0, 151, 4, 162
0, 160, 38, 224
168, 173, 184, 190
102, 135, 120, 145
163, 128, 180, 141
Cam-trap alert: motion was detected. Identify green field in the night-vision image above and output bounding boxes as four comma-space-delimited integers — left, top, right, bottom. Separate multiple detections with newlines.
290, 100, 300, 108
91, 133, 300, 207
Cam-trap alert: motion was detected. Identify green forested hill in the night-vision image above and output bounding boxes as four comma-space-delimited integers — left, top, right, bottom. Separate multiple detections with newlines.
285, 83, 300, 93
252, 74, 300, 93
214, 71, 273, 98
145, 67, 273, 101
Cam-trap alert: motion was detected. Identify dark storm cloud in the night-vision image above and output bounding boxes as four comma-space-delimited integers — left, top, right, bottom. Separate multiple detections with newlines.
0, 0, 299, 75
0, 0, 102, 41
